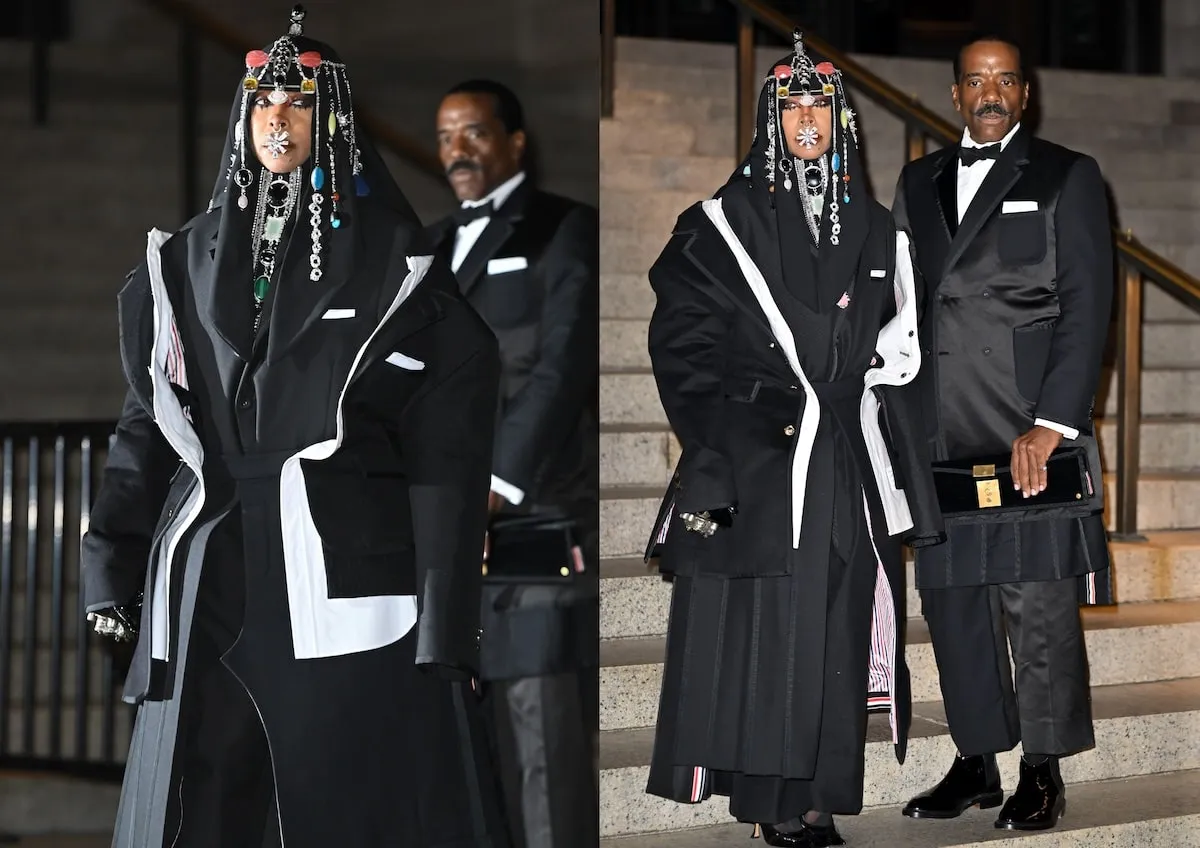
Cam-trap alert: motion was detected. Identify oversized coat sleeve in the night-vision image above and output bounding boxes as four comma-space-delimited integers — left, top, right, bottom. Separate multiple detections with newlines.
80, 394, 179, 613
402, 311, 501, 680
81, 263, 181, 614
876, 226, 945, 548
491, 203, 599, 500
646, 221, 737, 514
1035, 155, 1114, 431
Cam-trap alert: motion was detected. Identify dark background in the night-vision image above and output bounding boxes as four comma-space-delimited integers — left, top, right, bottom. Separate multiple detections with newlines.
614, 0, 1164, 75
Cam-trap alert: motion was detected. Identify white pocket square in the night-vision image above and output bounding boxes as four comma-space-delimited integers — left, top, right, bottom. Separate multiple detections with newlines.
487, 256, 528, 275
870, 269, 886, 279
385, 352, 425, 371
1002, 200, 1038, 214
321, 308, 356, 320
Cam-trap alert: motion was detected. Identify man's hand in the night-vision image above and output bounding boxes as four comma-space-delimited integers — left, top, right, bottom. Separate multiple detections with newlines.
488, 491, 507, 515
1011, 425, 1063, 498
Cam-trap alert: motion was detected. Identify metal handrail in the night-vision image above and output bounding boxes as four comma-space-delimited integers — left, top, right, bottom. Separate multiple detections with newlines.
142, 0, 442, 218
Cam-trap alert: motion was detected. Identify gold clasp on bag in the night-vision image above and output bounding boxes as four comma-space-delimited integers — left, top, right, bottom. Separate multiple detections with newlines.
976, 479, 1002, 508
972, 464, 996, 478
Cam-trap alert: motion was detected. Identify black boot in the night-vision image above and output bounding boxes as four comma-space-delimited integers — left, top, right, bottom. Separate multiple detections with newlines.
994, 757, 1065, 831
901, 753, 1004, 819
752, 820, 845, 847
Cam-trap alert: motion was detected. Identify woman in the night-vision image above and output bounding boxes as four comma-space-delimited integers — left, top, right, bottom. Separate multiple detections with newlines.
80, 7, 506, 846
644, 31, 944, 847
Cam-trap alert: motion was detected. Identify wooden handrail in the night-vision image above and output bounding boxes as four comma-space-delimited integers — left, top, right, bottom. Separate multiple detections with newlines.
142, 0, 443, 178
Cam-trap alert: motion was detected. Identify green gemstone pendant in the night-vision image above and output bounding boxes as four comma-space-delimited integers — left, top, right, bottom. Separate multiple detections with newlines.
264, 215, 285, 241
253, 276, 270, 301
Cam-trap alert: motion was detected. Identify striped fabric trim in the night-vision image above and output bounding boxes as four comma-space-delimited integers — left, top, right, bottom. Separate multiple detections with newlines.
1085, 570, 1097, 604
689, 765, 708, 803
862, 492, 899, 744
656, 497, 674, 545
166, 317, 188, 390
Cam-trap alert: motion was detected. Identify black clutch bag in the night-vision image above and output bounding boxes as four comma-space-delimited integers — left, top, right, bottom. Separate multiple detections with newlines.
484, 513, 586, 583
931, 443, 1102, 525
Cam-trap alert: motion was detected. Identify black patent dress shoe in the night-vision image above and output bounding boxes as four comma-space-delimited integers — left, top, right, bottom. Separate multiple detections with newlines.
902, 753, 1004, 819
994, 758, 1065, 831
752, 821, 846, 846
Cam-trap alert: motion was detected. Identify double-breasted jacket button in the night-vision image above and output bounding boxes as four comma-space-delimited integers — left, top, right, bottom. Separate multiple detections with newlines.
784, 424, 796, 436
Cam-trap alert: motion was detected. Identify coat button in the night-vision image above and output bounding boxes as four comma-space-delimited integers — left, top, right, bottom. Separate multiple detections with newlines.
982, 347, 992, 355
982, 291, 991, 298
784, 424, 796, 436
239, 397, 252, 409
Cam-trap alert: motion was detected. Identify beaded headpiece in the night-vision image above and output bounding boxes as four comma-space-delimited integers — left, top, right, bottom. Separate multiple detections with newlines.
756, 30, 860, 246
223, 5, 364, 284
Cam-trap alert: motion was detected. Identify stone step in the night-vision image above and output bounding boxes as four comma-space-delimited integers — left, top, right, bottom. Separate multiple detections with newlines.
599, 472, 1200, 560
0, 772, 119, 838
599, 599, 1200, 731
599, 416, 1200, 490
600, 532, 1200, 645
599, 367, 1200, 428
600, 769, 1200, 846
599, 274, 1199, 327
598, 676, 1200, 836
599, 189, 709, 236
600, 316, 1200, 372
0, 309, 120, 356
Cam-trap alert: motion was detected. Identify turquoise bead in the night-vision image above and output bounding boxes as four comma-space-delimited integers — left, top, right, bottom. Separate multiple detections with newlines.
311, 167, 325, 191
832, 152, 840, 172
331, 216, 342, 229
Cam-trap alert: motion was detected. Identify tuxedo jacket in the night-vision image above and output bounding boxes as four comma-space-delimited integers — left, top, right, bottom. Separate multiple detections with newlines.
426, 183, 599, 524
894, 127, 1114, 595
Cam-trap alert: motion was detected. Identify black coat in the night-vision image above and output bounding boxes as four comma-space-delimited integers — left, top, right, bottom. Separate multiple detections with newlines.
645, 195, 944, 776
427, 182, 599, 525
80, 199, 505, 845
894, 128, 1113, 598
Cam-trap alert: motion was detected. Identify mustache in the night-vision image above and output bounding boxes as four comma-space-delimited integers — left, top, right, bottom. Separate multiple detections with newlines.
975, 103, 1011, 117
445, 159, 481, 177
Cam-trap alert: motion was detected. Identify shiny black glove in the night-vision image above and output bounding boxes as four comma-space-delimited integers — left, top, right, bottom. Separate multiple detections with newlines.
87, 593, 142, 643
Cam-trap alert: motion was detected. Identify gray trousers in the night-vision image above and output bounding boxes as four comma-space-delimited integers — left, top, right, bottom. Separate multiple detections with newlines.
920, 577, 1095, 758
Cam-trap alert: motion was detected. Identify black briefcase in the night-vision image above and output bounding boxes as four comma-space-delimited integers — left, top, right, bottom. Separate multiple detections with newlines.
484, 513, 586, 582
931, 443, 1102, 525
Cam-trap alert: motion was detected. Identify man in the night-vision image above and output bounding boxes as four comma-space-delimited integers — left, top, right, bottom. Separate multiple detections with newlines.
427, 80, 598, 848
80, 8, 506, 845
893, 34, 1113, 832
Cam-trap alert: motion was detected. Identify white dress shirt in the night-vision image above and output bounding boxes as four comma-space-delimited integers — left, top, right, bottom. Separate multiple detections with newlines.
450, 170, 527, 274
450, 170, 529, 504
957, 123, 1078, 442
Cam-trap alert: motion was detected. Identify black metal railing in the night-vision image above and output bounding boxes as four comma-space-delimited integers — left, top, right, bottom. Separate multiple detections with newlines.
0, 422, 128, 781
598, 0, 1200, 537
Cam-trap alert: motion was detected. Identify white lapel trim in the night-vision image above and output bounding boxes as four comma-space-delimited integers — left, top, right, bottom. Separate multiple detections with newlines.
702, 198, 819, 548
859, 230, 922, 535
145, 228, 206, 661
278, 255, 432, 660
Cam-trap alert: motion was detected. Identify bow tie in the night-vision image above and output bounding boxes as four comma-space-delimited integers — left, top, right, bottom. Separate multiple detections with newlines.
959, 144, 1002, 166
453, 201, 495, 227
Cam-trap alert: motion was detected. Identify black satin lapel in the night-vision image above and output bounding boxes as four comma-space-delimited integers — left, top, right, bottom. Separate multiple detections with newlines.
680, 225, 775, 340
936, 154, 959, 239
455, 216, 514, 296
190, 216, 253, 361
264, 224, 356, 365
945, 135, 1030, 274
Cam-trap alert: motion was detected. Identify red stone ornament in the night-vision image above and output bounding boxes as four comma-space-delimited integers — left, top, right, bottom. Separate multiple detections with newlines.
815, 61, 836, 75
245, 50, 269, 68
298, 51, 323, 68
773, 64, 792, 80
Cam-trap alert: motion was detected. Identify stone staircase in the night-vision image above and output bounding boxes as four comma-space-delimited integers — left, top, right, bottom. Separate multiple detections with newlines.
599, 36, 1200, 844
